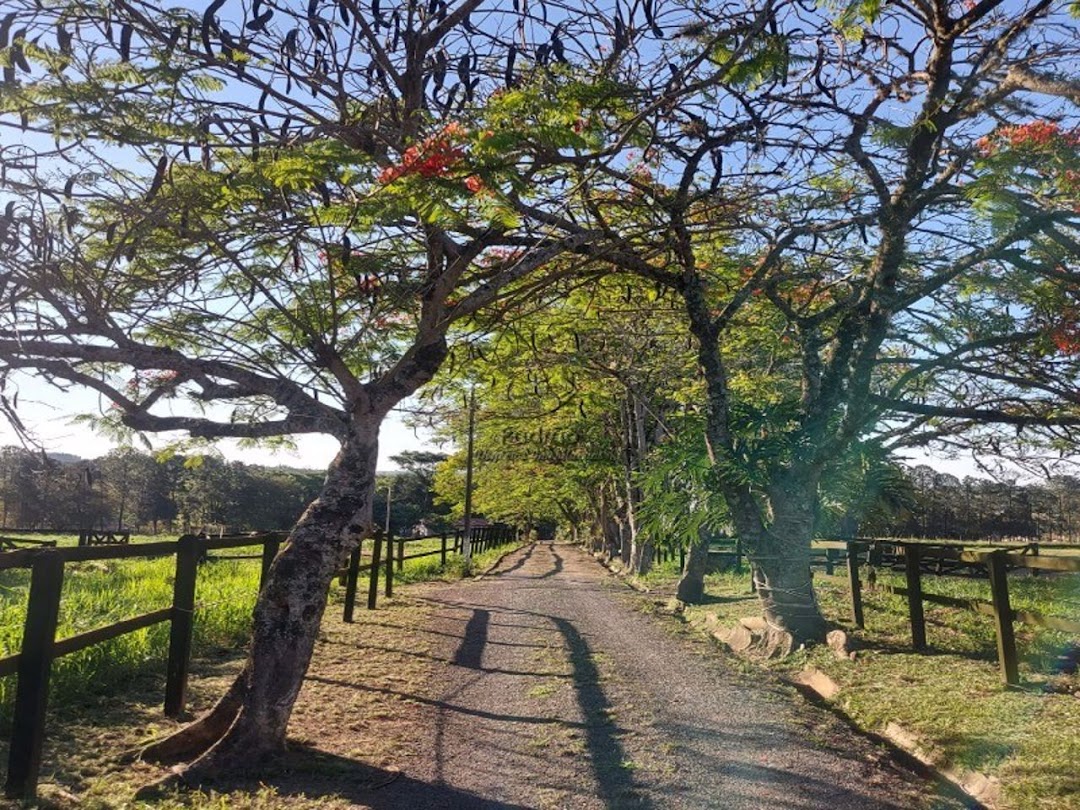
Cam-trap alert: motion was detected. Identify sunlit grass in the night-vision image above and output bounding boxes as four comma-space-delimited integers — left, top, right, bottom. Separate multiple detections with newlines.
0, 532, 521, 726
652, 556, 1080, 809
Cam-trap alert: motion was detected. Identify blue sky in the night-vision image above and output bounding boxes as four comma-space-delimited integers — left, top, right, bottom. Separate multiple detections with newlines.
0, 370, 437, 469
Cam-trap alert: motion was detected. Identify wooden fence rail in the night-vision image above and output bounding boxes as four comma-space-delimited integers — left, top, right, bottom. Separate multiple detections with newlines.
340, 524, 519, 621
701, 536, 1079, 686
0, 531, 287, 800
830, 540, 1080, 686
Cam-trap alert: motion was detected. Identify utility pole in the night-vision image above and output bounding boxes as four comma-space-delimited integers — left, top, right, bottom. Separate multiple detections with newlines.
462, 387, 476, 563
384, 478, 392, 535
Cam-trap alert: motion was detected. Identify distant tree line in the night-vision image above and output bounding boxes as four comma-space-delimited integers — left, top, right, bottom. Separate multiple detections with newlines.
0, 446, 324, 533
882, 465, 1080, 544
0, 446, 451, 536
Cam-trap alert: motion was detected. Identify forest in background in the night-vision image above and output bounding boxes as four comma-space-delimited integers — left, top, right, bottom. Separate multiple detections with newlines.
0, 446, 450, 537
2, 443, 1079, 542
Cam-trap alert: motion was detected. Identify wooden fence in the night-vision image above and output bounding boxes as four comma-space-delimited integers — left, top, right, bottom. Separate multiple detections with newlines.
704, 537, 1080, 687
0, 536, 56, 551
0, 523, 518, 799
0, 532, 286, 800
338, 524, 519, 620
828, 540, 1080, 686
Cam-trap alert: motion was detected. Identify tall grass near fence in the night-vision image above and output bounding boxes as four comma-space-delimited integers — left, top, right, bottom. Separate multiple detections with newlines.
0, 531, 525, 726
863, 568, 1080, 675
0, 553, 260, 723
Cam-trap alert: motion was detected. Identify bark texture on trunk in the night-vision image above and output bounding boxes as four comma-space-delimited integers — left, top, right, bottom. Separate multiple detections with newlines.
141, 421, 380, 785
629, 537, 653, 575
675, 529, 709, 603
749, 548, 825, 651
743, 482, 827, 649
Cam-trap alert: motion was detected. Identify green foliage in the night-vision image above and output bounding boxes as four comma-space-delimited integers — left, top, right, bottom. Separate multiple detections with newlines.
637, 415, 729, 549
0, 446, 322, 532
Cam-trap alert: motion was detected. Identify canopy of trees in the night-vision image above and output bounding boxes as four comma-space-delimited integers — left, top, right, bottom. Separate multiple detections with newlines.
0, 446, 327, 532
1, 0, 1079, 786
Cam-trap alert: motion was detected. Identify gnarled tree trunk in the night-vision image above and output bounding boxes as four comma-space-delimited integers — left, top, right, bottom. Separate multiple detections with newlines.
739, 480, 827, 650
140, 417, 380, 785
748, 542, 825, 651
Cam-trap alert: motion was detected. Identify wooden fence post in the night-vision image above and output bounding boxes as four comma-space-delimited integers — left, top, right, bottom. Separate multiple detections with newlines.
441, 532, 448, 566
846, 541, 864, 629
259, 536, 281, 592
4, 552, 64, 800
396, 535, 404, 571
343, 543, 362, 623
824, 548, 835, 576
679, 546, 686, 570
367, 531, 382, 610
165, 534, 201, 717
385, 531, 394, 598
987, 550, 1020, 685
905, 544, 926, 651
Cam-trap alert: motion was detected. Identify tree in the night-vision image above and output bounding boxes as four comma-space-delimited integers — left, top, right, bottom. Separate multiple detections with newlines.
533, 0, 1080, 648
372, 450, 449, 536
0, 0, 618, 783
98, 447, 159, 529
425, 273, 694, 569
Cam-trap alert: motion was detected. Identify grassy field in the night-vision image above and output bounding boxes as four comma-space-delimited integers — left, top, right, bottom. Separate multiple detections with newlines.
0, 532, 517, 727
634, 553, 1080, 809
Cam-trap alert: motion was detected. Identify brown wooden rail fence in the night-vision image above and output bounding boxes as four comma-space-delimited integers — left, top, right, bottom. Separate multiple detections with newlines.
338, 523, 519, 620
0, 523, 519, 799
0, 536, 57, 551
667, 537, 1079, 687
0, 531, 286, 800
822, 539, 1080, 687
0, 529, 128, 549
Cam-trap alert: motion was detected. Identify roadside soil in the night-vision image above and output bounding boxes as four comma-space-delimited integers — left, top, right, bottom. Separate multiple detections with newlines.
17, 543, 970, 809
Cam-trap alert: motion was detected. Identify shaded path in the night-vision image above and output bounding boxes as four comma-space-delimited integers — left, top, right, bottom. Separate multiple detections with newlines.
372, 543, 967, 810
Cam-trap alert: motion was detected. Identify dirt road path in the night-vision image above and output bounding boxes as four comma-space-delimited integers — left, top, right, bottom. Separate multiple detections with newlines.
366, 542, 966, 810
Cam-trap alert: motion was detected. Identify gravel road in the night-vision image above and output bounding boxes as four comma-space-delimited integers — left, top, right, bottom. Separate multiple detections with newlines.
375, 542, 969, 810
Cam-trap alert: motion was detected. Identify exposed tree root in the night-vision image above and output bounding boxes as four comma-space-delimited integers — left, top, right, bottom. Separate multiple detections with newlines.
138, 670, 246, 765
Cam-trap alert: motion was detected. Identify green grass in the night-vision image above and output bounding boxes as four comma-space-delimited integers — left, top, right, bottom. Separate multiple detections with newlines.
0, 533, 522, 727
659, 562, 1080, 810
0, 549, 261, 723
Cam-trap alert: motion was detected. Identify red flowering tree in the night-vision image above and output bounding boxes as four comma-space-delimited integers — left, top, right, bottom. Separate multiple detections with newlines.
0, 0, 628, 787
528, 0, 1080, 641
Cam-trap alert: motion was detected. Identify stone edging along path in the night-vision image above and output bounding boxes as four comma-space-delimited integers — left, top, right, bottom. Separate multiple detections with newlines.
793, 667, 1000, 809
591, 551, 992, 809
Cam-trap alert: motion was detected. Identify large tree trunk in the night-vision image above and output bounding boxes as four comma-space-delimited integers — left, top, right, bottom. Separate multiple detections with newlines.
140, 418, 380, 785
742, 482, 827, 650
749, 544, 825, 651
675, 528, 710, 603
629, 537, 653, 575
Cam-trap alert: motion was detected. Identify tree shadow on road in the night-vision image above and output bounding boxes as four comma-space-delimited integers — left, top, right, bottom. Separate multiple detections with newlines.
453, 608, 490, 669
537, 546, 564, 579
493, 542, 537, 575
552, 616, 653, 809
199, 744, 534, 810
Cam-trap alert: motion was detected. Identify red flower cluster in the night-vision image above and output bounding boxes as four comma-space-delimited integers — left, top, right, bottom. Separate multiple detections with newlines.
976, 121, 1080, 156
378, 123, 468, 184
464, 174, 487, 194
1051, 308, 1080, 355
